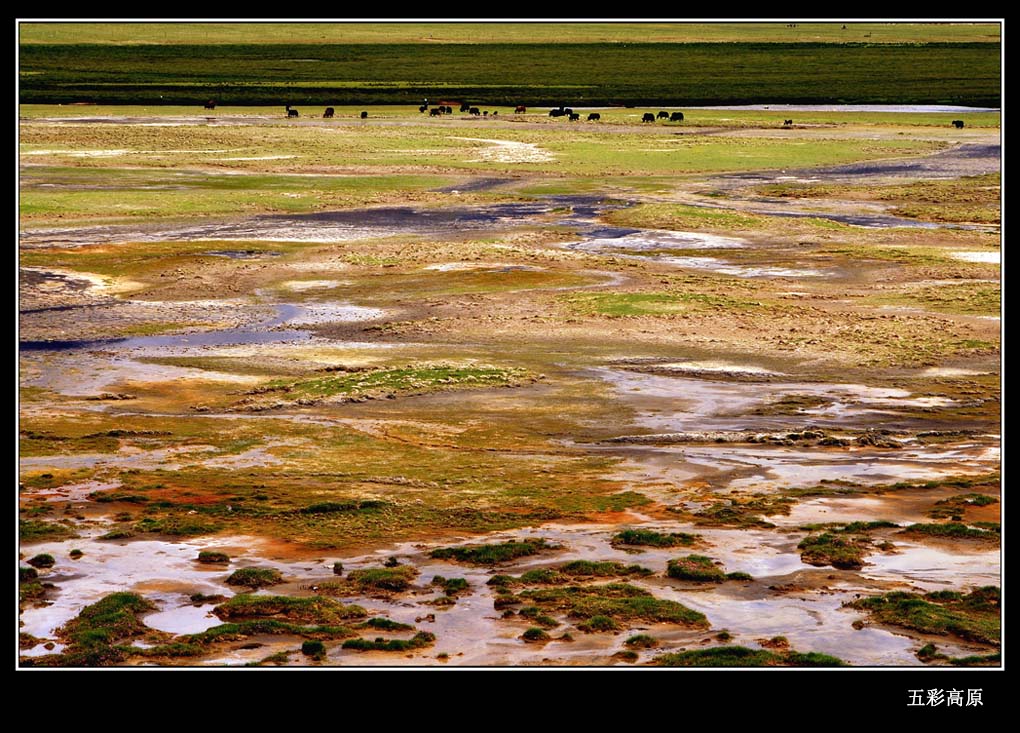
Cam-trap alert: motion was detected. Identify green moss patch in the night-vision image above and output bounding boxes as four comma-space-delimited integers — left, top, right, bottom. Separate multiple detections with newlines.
196, 550, 230, 564
36, 592, 158, 667
361, 617, 414, 632
685, 497, 793, 528
506, 583, 709, 629
134, 515, 223, 537
431, 576, 469, 596
900, 523, 999, 541
429, 538, 557, 565
666, 555, 727, 582
185, 620, 357, 645
342, 631, 436, 652
625, 634, 659, 649
213, 594, 367, 625
490, 560, 654, 587
521, 627, 552, 642
797, 533, 870, 569
316, 565, 418, 595
847, 587, 1000, 645
27, 553, 56, 569
224, 567, 284, 589
19, 519, 77, 542
926, 494, 998, 520
299, 500, 387, 514
610, 528, 700, 549
653, 645, 844, 667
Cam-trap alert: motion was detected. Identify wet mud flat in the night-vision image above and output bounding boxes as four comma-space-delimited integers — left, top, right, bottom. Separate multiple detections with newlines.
19, 112, 999, 667
19, 195, 625, 249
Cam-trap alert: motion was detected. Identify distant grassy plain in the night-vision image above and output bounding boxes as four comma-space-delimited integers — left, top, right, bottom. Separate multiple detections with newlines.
19, 42, 1000, 106
18, 22, 1002, 45
18, 108, 952, 176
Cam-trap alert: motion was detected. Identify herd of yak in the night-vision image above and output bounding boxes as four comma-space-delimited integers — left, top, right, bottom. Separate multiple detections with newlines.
200, 100, 967, 129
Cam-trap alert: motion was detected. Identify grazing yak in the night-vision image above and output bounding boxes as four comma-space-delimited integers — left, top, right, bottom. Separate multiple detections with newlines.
587, 113, 601, 121
360, 111, 368, 119
419, 105, 428, 113
443, 106, 452, 114
285, 105, 299, 118
430, 108, 442, 116
204, 100, 216, 110
569, 113, 580, 121
952, 120, 965, 129
460, 103, 472, 113
515, 105, 527, 114
323, 107, 335, 118
783, 119, 793, 126
469, 107, 481, 116
657, 111, 670, 120
642, 113, 656, 123
669, 112, 684, 122
549, 108, 566, 117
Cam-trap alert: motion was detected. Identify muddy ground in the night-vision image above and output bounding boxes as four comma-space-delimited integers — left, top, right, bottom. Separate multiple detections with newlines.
18, 108, 1000, 667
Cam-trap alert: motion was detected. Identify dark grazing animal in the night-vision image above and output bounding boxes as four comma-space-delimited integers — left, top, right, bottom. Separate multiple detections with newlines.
419, 105, 428, 113
783, 119, 793, 126
360, 111, 368, 119
642, 113, 656, 123
469, 107, 481, 116
430, 107, 442, 116
657, 111, 670, 119
204, 100, 216, 110
952, 119, 965, 129
515, 105, 527, 114
587, 113, 601, 121
443, 106, 452, 114
286, 105, 299, 118
460, 103, 471, 112
323, 107, 335, 118
669, 111, 684, 122
549, 108, 566, 117
569, 113, 580, 121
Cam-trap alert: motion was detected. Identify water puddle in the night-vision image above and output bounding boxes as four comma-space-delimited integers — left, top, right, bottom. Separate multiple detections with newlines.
21, 642, 67, 657
862, 541, 999, 589
19, 509, 999, 666
20, 195, 619, 249
202, 249, 283, 259
21, 300, 382, 353
144, 602, 221, 635
675, 591, 919, 665
17, 533, 253, 639
281, 279, 346, 291
950, 251, 1000, 264
592, 367, 940, 433
21, 480, 121, 503
563, 231, 827, 278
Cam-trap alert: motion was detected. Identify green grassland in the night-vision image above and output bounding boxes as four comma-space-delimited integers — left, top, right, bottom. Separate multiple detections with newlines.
755, 174, 1001, 224
19, 167, 453, 223
19, 43, 1000, 106
18, 22, 1002, 46
19, 120, 951, 181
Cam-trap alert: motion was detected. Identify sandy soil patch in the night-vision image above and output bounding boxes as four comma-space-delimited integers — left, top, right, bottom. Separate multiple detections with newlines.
450, 137, 556, 163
